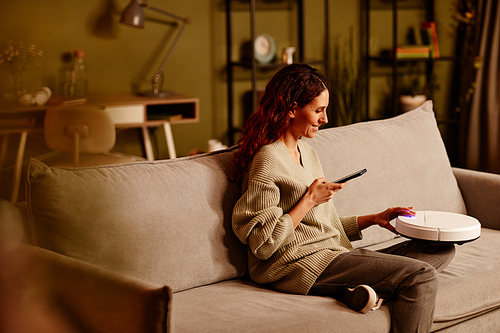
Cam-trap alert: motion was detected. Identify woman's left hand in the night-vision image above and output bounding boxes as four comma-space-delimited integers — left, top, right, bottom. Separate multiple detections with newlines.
358, 207, 415, 233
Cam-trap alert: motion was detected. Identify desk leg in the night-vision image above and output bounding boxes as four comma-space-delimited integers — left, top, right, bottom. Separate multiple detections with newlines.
163, 122, 176, 159
141, 126, 155, 161
11, 131, 28, 203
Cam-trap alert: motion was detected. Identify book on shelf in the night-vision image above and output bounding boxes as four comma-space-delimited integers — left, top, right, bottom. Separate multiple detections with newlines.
395, 45, 430, 59
396, 52, 430, 59
396, 46, 431, 53
420, 21, 440, 58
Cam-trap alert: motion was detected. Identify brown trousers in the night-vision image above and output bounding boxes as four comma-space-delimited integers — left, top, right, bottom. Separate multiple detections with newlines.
309, 241, 456, 333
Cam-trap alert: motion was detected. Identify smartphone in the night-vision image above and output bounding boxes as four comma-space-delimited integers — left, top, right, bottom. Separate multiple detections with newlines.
332, 168, 367, 183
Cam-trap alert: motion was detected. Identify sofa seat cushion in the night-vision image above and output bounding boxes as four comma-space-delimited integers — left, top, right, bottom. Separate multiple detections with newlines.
173, 228, 500, 332
431, 228, 500, 330
363, 228, 500, 331
173, 279, 391, 333
26, 150, 247, 293
305, 101, 466, 249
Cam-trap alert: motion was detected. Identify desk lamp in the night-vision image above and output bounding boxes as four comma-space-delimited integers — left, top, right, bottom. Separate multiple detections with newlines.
120, 0, 191, 97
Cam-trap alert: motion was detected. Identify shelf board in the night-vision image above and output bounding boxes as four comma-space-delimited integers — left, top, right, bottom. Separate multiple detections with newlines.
228, 0, 295, 11
368, 0, 427, 10
368, 55, 455, 63
229, 61, 283, 70
229, 58, 327, 69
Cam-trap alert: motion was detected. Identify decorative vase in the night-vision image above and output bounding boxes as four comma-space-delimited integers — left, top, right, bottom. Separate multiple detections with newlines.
400, 94, 427, 113
3, 72, 26, 103
0, 41, 42, 104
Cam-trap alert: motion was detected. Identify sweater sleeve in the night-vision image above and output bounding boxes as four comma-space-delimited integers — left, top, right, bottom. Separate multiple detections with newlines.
232, 179, 296, 261
340, 216, 362, 242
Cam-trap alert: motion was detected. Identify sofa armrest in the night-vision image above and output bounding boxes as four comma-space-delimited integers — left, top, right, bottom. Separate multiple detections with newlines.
453, 167, 500, 230
0, 245, 172, 333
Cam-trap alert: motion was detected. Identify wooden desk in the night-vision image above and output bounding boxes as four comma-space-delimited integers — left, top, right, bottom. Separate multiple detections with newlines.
0, 92, 198, 202
85, 92, 199, 160
0, 109, 44, 202
0, 127, 41, 203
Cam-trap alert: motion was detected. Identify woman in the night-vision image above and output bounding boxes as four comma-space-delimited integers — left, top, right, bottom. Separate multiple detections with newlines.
232, 64, 455, 332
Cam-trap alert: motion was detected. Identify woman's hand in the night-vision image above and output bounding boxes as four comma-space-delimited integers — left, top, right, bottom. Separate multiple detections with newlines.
358, 207, 415, 233
289, 178, 345, 229
306, 178, 345, 206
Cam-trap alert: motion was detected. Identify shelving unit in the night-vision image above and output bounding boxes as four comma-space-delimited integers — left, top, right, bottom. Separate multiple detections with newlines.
363, 0, 430, 118
225, 0, 330, 145
362, 0, 460, 164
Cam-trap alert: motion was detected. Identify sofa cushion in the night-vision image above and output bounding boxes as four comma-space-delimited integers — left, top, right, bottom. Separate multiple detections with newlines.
173, 279, 391, 333
432, 228, 500, 330
305, 101, 466, 248
361, 228, 500, 331
26, 150, 247, 293
172, 228, 500, 332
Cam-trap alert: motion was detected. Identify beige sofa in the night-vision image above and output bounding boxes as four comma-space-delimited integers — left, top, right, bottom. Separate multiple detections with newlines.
3, 101, 500, 332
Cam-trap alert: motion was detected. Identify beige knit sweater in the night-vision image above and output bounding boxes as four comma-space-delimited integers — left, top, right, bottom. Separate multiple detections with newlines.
232, 140, 362, 295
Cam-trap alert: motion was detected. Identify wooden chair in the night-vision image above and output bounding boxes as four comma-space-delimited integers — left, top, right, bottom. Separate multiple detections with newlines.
37, 105, 145, 167
0, 128, 31, 203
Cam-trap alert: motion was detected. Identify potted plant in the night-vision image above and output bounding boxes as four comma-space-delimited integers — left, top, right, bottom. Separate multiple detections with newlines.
398, 62, 438, 112
329, 28, 365, 126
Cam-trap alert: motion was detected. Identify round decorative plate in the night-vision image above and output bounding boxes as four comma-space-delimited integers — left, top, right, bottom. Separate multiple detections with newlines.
254, 33, 275, 64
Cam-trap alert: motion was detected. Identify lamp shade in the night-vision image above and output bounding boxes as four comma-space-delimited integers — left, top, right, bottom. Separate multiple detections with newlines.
120, 0, 145, 28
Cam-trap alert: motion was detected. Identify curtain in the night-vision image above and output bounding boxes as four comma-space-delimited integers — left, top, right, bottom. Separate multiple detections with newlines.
465, 0, 500, 173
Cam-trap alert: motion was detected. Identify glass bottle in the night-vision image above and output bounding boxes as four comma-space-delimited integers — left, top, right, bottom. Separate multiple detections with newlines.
70, 49, 88, 96
59, 52, 73, 96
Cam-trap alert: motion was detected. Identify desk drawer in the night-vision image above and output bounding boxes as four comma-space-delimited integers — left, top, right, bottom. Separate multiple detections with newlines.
105, 105, 145, 124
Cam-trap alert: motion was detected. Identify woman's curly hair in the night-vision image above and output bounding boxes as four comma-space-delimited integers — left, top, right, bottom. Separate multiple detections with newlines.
233, 64, 329, 183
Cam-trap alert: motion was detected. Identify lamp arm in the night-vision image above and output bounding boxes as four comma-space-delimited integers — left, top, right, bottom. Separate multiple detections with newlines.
139, 1, 191, 94
152, 19, 189, 93
140, 1, 186, 22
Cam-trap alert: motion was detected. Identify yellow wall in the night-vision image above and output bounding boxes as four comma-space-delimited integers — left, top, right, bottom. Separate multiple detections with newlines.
0, 0, 363, 159
1, 0, 214, 158
0, 0, 455, 160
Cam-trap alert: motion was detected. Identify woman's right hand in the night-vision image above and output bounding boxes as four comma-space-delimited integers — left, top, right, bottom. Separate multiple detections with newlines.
288, 178, 347, 229
306, 177, 346, 206
289, 178, 346, 229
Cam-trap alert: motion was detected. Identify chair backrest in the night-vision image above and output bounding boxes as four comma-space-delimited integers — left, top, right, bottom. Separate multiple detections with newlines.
44, 106, 116, 155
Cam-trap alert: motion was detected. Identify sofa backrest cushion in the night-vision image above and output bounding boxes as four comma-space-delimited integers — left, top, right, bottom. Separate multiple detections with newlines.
26, 150, 247, 293
26, 100, 466, 291
304, 101, 466, 248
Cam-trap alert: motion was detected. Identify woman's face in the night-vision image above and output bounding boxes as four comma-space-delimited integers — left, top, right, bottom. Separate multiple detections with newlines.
289, 89, 329, 139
